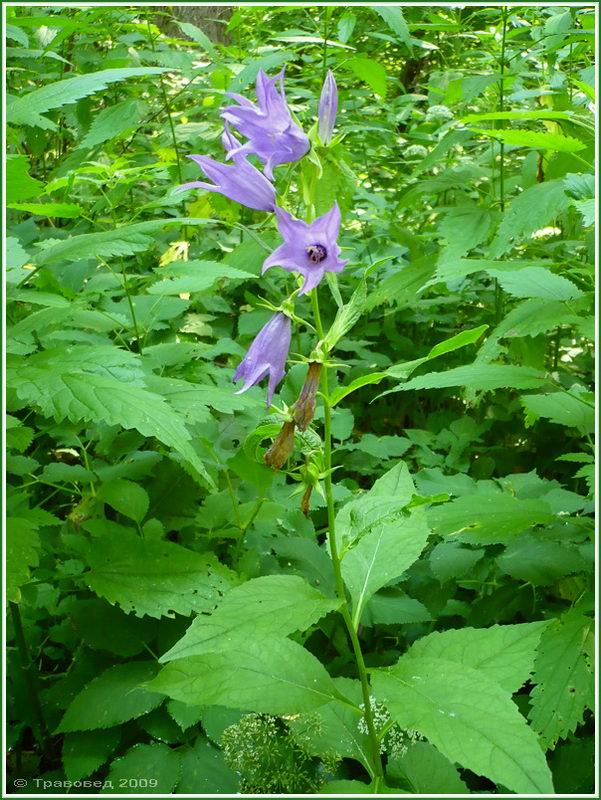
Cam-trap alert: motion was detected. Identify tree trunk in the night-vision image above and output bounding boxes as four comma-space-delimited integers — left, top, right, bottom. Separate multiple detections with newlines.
156, 6, 233, 44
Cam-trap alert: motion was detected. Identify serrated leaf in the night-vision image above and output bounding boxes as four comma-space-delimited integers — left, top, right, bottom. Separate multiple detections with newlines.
84, 529, 237, 619
406, 622, 548, 693
8, 202, 83, 218
347, 57, 387, 98
175, 21, 218, 58
323, 279, 367, 352
428, 493, 555, 544
498, 534, 589, 586
229, 51, 294, 92
79, 99, 145, 149
342, 509, 429, 628
102, 743, 181, 794
471, 128, 585, 152
389, 363, 549, 395
490, 180, 570, 257
521, 390, 595, 434
177, 737, 239, 793
98, 478, 149, 524
529, 610, 594, 748
9, 68, 168, 128
161, 575, 339, 661
372, 656, 554, 793
374, 7, 412, 49
148, 260, 253, 295
56, 662, 163, 733
487, 267, 584, 301
430, 541, 484, 583
149, 637, 341, 714
387, 741, 468, 793
6, 154, 43, 203
69, 599, 156, 657
7, 517, 41, 603
63, 728, 121, 782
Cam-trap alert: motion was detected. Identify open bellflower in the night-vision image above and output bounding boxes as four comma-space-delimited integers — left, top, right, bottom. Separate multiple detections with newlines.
221, 68, 310, 180
177, 150, 276, 212
233, 312, 292, 406
262, 203, 348, 294
318, 70, 338, 145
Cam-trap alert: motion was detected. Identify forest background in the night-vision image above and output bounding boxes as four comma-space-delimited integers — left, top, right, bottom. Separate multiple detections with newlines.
5, 2, 596, 796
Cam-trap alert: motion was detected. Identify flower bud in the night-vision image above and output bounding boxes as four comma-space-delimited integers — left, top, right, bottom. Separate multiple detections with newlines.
318, 70, 338, 146
293, 362, 322, 431
264, 420, 296, 470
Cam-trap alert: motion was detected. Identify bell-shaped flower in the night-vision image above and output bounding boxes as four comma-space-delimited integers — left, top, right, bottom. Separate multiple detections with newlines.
233, 312, 292, 406
221, 68, 310, 180
318, 70, 338, 145
262, 203, 347, 294
177, 149, 276, 212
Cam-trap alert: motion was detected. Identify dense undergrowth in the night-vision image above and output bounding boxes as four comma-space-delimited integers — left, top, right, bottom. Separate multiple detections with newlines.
6, 3, 595, 795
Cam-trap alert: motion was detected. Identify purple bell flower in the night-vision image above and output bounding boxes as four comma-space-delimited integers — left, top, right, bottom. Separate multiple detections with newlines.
177, 145, 276, 212
318, 70, 338, 145
221, 68, 310, 180
233, 312, 292, 406
262, 203, 348, 295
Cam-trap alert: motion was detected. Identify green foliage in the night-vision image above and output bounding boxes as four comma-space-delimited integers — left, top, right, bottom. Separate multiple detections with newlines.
6, 4, 594, 795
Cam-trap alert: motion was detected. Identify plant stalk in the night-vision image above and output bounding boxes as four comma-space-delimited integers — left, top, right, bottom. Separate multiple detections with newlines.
311, 289, 385, 782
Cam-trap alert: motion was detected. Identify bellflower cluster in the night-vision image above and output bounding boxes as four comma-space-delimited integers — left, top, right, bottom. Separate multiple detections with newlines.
178, 68, 342, 410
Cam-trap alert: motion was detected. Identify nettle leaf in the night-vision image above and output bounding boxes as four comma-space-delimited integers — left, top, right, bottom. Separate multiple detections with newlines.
521, 390, 595, 434
175, 20, 218, 58
161, 575, 340, 661
6, 154, 43, 203
7, 516, 41, 603
97, 478, 149, 524
497, 533, 589, 586
406, 622, 549, 693
487, 266, 584, 301
529, 609, 594, 749
103, 743, 181, 794
84, 529, 237, 619
372, 656, 554, 794
148, 260, 254, 295
373, 6, 412, 50
489, 179, 570, 257
470, 128, 585, 153
437, 205, 493, 262
11, 353, 214, 486
8, 67, 169, 129
428, 493, 555, 544
430, 541, 485, 583
78, 99, 145, 149
347, 57, 388, 98
8, 202, 83, 218
389, 363, 549, 395
56, 662, 164, 733
62, 728, 121, 782
149, 637, 342, 714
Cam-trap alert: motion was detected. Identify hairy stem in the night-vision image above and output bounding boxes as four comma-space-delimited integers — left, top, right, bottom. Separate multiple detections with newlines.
311, 289, 384, 781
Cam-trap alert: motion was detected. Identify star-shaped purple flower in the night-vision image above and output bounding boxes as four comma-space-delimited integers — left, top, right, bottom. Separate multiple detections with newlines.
221, 68, 310, 180
233, 312, 292, 406
262, 203, 348, 294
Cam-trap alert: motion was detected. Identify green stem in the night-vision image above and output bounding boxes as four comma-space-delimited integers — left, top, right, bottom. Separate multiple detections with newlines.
311, 289, 385, 782
10, 602, 50, 752
232, 496, 266, 564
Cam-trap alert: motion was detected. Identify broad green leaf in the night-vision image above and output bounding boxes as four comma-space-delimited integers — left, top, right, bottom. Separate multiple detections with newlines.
336, 461, 417, 552
386, 325, 489, 381
6, 416, 34, 453
177, 737, 239, 793
149, 637, 341, 714
498, 534, 589, 586
11, 356, 213, 486
7, 516, 41, 602
428, 493, 555, 544
361, 589, 432, 626
462, 110, 578, 123
374, 7, 412, 49
8, 67, 168, 129
6, 24, 29, 46
6, 154, 43, 203
161, 575, 339, 661
323, 279, 367, 352
69, 599, 156, 657
288, 678, 372, 774
529, 610, 594, 749
79, 99, 145, 149
428, 257, 551, 286
347, 58, 387, 98
175, 21, 218, 58
521, 390, 595, 434
388, 363, 548, 394
470, 128, 585, 152
56, 662, 163, 733
40, 462, 95, 483
8, 202, 83, 218
167, 700, 204, 732
63, 728, 121, 782
330, 372, 388, 407
406, 622, 548, 693
430, 541, 484, 583
229, 51, 294, 92
84, 529, 237, 619
366, 260, 434, 311
438, 205, 493, 261
387, 741, 468, 793
372, 656, 554, 793
487, 267, 584, 301
490, 179, 570, 257
342, 509, 429, 627
98, 478, 149, 524
148, 260, 253, 295
102, 743, 181, 794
